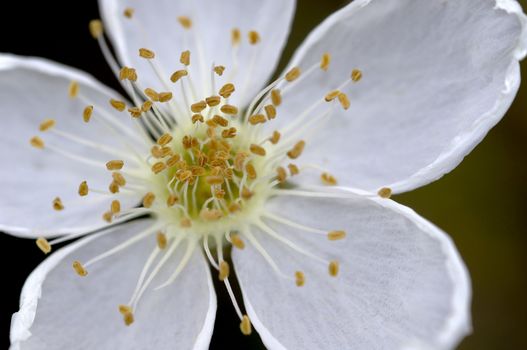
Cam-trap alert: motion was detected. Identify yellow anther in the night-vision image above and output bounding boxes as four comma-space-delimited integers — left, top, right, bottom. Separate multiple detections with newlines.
52, 197, 64, 211
158, 92, 173, 102
68, 81, 79, 98
285, 67, 301, 82
177, 169, 193, 182
152, 162, 166, 174
151, 145, 163, 158
144, 88, 159, 101
295, 271, 305, 287
180, 218, 192, 228
143, 192, 156, 208
338, 92, 350, 110
329, 260, 339, 277
30, 136, 44, 149
248, 30, 260, 45
180, 50, 190, 66
127, 68, 138, 82
206, 175, 224, 185
141, 100, 153, 112
191, 100, 207, 113
220, 104, 238, 115
219, 260, 230, 281
128, 107, 142, 118
191, 114, 204, 124
200, 208, 222, 221
288, 163, 299, 175
228, 202, 241, 213
157, 133, 173, 146
221, 127, 237, 138
378, 187, 392, 199
264, 104, 276, 120
287, 140, 306, 159
123, 310, 134, 326
212, 115, 229, 127
243, 162, 256, 179
166, 194, 178, 207
351, 69, 363, 82
234, 152, 247, 171
231, 28, 241, 46
170, 69, 188, 83
270, 131, 281, 145
123, 7, 134, 18
139, 48, 155, 59
320, 53, 331, 71
83, 105, 93, 122
72, 260, 88, 276
36, 237, 51, 254
111, 200, 121, 214
166, 154, 181, 167
248, 114, 266, 125
109, 99, 126, 112
119, 66, 130, 80
156, 232, 167, 249
177, 16, 192, 29
78, 181, 89, 196
206, 95, 221, 107
276, 166, 287, 183
39, 119, 56, 132
103, 211, 113, 223
190, 166, 206, 176
119, 304, 132, 315
325, 90, 340, 102
89, 19, 103, 39
106, 160, 124, 170
240, 315, 252, 336
182, 135, 198, 149
321, 172, 337, 186
271, 89, 282, 106
219, 83, 235, 98
213, 65, 225, 76
327, 230, 346, 241
230, 234, 245, 249
109, 181, 120, 194
112, 172, 126, 187
250, 144, 266, 156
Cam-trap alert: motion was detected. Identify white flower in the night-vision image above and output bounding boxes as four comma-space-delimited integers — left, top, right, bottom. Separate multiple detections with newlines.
4, 0, 526, 349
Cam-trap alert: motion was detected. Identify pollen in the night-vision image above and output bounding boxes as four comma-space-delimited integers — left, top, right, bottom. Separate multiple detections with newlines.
219, 83, 235, 98
83, 106, 93, 122
170, 69, 188, 83
327, 230, 346, 241
271, 89, 282, 106
249, 144, 266, 156
143, 192, 156, 208
230, 234, 245, 249
213, 65, 225, 76
123, 7, 134, 18
36, 237, 51, 254
78, 181, 89, 196
240, 315, 252, 336
329, 260, 339, 277
106, 160, 124, 170
231, 28, 241, 46
378, 187, 392, 199
180, 50, 190, 66
248, 30, 260, 45
89, 19, 103, 39
109, 99, 126, 112
139, 48, 155, 59
295, 271, 305, 287
270, 131, 281, 144
156, 232, 167, 249
111, 200, 121, 214
325, 90, 340, 102
321, 172, 337, 186
68, 81, 79, 98
320, 53, 331, 71
287, 140, 305, 159
52, 197, 64, 211
285, 67, 301, 82
72, 260, 88, 276
219, 261, 230, 281
351, 69, 363, 82
39, 118, 56, 132
30, 136, 44, 149
264, 105, 276, 120
338, 92, 350, 110
220, 104, 238, 115
177, 16, 192, 29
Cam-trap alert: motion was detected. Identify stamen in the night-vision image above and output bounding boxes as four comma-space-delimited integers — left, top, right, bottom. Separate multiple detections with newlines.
52, 197, 64, 211
271, 89, 281, 106
158, 92, 173, 102
170, 69, 188, 83
177, 16, 192, 29
328, 260, 339, 277
287, 140, 306, 159
288, 163, 299, 175
123, 8, 134, 18
276, 167, 287, 183
221, 127, 237, 138
200, 208, 223, 221
192, 114, 204, 124
39, 119, 56, 132
191, 100, 207, 113
123, 310, 134, 326
111, 200, 121, 214
36, 237, 51, 254
143, 192, 156, 208
212, 115, 229, 127
139, 48, 155, 59
351, 69, 363, 82
240, 315, 252, 335
142, 100, 153, 112
248, 31, 260, 45
270, 131, 281, 144
166, 194, 178, 207
378, 187, 392, 199
206, 95, 221, 107
103, 211, 113, 223
321, 172, 337, 186
249, 144, 266, 156
144, 88, 160, 101
112, 172, 126, 186
106, 160, 124, 170
88, 19, 103, 39
72, 260, 88, 276
264, 105, 276, 120
220, 104, 238, 115
78, 181, 89, 196
320, 53, 331, 71
219, 83, 235, 98
327, 230, 346, 241
214, 66, 225, 76
295, 271, 305, 287
245, 163, 257, 179
30, 136, 44, 149
109, 99, 126, 112
109, 181, 120, 194
219, 260, 230, 281
231, 28, 241, 46
325, 90, 340, 102
68, 81, 79, 98
157, 133, 173, 146
230, 233, 245, 249
248, 114, 266, 125
83, 106, 93, 122
285, 67, 301, 82
338, 92, 350, 110
180, 50, 191, 66
156, 232, 167, 249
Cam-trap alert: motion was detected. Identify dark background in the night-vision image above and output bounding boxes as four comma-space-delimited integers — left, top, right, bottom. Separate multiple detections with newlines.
1, 1, 526, 349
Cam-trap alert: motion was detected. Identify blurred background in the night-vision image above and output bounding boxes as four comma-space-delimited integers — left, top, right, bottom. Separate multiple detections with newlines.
0, 1, 525, 349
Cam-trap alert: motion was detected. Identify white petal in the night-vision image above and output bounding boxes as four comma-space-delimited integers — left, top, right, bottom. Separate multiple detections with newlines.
10, 219, 216, 350
233, 193, 471, 349
275, 0, 526, 193
99, 0, 296, 108
0, 54, 145, 238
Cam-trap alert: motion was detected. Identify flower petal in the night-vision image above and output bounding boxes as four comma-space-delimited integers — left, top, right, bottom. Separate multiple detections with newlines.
10, 219, 216, 350
275, 0, 526, 193
99, 0, 296, 108
233, 193, 471, 349
0, 54, 145, 238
